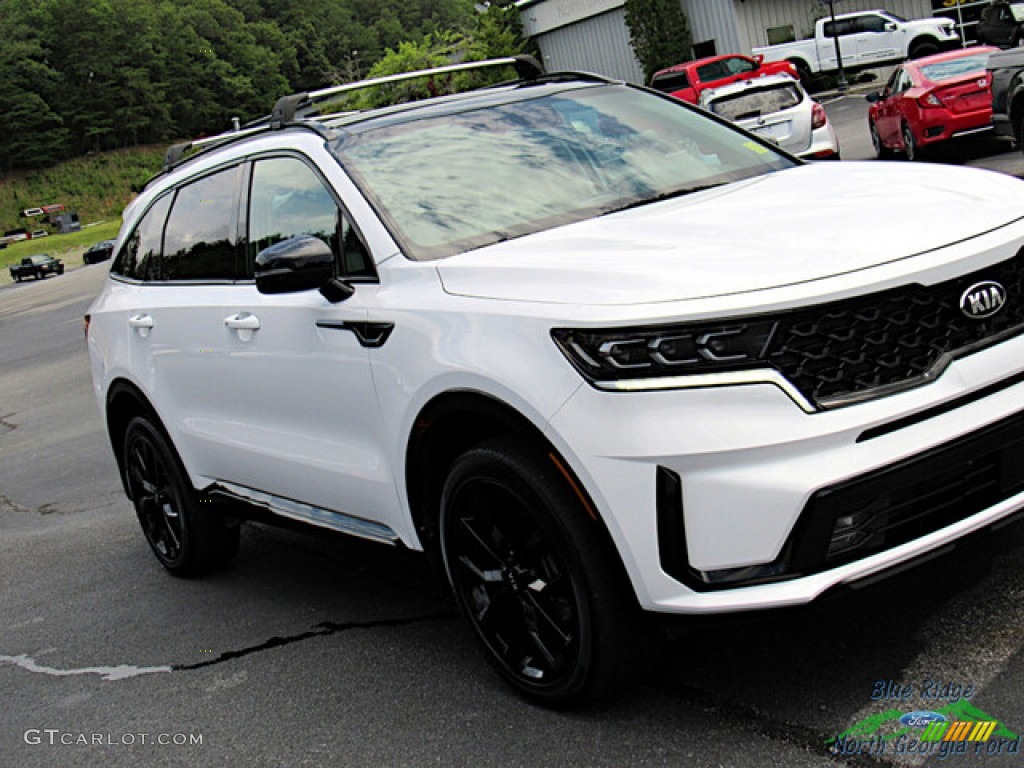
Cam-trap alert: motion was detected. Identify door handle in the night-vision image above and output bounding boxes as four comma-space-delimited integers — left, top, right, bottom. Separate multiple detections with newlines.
128, 314, 154, 337
128, 314, 154, 329
224, 313, 261, 331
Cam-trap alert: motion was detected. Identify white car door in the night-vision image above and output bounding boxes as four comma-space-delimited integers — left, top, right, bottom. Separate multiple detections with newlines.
206, 154, 401, 532
854, 14, 902, 65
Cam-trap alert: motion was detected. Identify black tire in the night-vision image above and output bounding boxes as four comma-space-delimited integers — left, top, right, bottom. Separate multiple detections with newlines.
902, 122, 923, 161
123, 416, 239, 576
791, 59, 813, 88
909, 40, 939, 60
440, 438, 651, 708
869, 120, 893, 159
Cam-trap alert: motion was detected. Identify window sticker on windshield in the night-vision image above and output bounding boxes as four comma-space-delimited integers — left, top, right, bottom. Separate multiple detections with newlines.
743, 141, 770, 154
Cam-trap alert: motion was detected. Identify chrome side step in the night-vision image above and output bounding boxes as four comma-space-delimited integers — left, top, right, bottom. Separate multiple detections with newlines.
206, 482, 401, 546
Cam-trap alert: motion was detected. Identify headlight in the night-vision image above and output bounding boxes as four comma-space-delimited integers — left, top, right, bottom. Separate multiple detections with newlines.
551, 321, 778, 386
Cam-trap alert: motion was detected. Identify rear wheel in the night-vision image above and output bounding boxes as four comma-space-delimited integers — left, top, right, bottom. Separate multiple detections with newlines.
440, 438, 651, 707
869, 120, 893, 159
123, 416, 239, 576
791, 59, 813, 88
902, 122, 922, 161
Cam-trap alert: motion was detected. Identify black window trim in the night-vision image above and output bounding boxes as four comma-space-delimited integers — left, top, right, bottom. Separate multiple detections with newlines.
111, 159, 248, 285
242, 149, 380, 284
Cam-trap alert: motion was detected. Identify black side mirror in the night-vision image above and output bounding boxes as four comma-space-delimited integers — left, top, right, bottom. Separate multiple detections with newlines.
865, 91, 881, 103
255, 235, 337, 295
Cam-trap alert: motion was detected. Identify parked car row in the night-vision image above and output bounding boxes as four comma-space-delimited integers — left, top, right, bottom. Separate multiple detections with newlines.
652, 54, 840, 161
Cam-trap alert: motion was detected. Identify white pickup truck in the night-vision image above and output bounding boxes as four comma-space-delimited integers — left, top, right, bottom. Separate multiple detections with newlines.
753, 9, 959, 82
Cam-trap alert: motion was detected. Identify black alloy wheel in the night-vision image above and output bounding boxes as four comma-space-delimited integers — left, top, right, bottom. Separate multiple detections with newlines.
440, 439, 650, 707
123, 417, 239, 576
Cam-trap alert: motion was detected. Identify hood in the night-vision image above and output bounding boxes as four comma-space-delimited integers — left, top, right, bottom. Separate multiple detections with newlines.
436, 162, 1024, 306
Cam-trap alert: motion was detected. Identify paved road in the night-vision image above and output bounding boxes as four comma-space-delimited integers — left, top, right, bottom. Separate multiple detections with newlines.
2, 197, 1023, 766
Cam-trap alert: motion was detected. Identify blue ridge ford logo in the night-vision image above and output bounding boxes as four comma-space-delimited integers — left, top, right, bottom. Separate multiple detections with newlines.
960, 281, 1007, 320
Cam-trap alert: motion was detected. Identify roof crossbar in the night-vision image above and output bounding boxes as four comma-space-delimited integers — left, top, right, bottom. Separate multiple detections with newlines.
270, 54, 544, 126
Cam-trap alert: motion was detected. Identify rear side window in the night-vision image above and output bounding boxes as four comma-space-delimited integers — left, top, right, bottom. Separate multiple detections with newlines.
112, 194, 172, 281
650, 70, 690, 93
248, 156, 375, 279
161, 165, 243, 281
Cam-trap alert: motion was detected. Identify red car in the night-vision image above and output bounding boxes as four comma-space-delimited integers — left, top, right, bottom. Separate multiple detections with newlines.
866, 46, 997, 161
650, 54, 799, 104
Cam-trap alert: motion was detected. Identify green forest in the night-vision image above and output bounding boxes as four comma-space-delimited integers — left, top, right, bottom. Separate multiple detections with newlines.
0, 0, 526, 172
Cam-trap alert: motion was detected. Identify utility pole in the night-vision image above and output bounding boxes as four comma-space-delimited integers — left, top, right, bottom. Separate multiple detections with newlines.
823, 0, 848, 92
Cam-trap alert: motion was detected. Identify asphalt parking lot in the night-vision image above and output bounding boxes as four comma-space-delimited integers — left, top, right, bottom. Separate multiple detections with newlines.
2, 139, 1024, 766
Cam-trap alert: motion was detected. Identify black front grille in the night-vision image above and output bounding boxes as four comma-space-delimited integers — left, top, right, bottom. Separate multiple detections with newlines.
766, 251, 1024, 407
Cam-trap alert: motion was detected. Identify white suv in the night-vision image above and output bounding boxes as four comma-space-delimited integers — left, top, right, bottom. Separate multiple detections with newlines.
87, 57, 1024, 707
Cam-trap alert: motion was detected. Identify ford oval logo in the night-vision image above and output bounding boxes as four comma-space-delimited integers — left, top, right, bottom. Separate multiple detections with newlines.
960, 281, 1007, 320
899, 711, 947, 728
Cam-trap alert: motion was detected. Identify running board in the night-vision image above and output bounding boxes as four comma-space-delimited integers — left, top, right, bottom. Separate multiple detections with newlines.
206, 482, 401, 546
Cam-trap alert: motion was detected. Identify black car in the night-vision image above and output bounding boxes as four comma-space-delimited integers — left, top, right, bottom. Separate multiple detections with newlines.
978, 1, 1024, 47
83, 239, 116, 264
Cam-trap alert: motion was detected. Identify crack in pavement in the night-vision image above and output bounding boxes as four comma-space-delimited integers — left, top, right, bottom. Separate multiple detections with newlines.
2, 610, 457, 681
173, 610, 456, 672
0, 413, 17, 431
0, 493, 33, 515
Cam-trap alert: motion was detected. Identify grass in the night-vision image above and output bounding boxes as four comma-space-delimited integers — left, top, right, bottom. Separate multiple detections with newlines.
0, 145, 164, 263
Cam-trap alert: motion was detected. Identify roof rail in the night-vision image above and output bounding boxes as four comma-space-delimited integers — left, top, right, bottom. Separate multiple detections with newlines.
270, 54, 544, 126
153, 54, 544, 183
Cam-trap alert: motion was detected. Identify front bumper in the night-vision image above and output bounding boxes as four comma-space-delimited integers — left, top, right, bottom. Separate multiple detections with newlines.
547, 332, 1024, 614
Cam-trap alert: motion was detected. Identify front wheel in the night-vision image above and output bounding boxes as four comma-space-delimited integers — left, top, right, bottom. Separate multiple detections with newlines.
123, 416, 239, 576
440, 439, 651, 707
909, 41, 939, 59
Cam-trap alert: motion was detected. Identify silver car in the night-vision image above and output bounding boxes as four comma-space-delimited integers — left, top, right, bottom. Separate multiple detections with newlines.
700, 73, 840, 159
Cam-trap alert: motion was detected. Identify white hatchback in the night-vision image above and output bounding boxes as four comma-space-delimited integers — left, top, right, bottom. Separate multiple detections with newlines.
701, 73, 840, 159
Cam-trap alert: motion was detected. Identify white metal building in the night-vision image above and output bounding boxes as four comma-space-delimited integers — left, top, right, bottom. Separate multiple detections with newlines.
517, 0, 980, 84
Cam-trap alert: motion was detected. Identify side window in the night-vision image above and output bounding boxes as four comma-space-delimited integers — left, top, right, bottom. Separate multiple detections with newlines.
696, 60, 727, 82
161, 165, 242, 281
111, 194, 172, 281
895, 69, 913, 94
724, 57, 756, 76
249, 156, 375, 279
823, 19, 854, 38
857, 16, 887, 34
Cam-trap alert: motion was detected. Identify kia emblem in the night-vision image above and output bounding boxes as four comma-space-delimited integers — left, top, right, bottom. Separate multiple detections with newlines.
960, 281, 1007, 319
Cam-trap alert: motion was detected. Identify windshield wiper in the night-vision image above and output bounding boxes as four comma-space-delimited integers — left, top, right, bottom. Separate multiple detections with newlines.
600, 183, 727, 216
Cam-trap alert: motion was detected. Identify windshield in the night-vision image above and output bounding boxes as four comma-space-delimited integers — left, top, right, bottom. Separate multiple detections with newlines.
919, 53, 990, 82
332, 85, 795, 260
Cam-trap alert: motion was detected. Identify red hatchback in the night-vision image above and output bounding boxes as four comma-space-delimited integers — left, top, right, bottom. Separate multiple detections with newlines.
867, 46, 997, 160
650, 54, 798, 104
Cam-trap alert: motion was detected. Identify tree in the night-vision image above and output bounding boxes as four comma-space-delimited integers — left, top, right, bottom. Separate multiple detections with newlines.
624, 0, 692, 81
